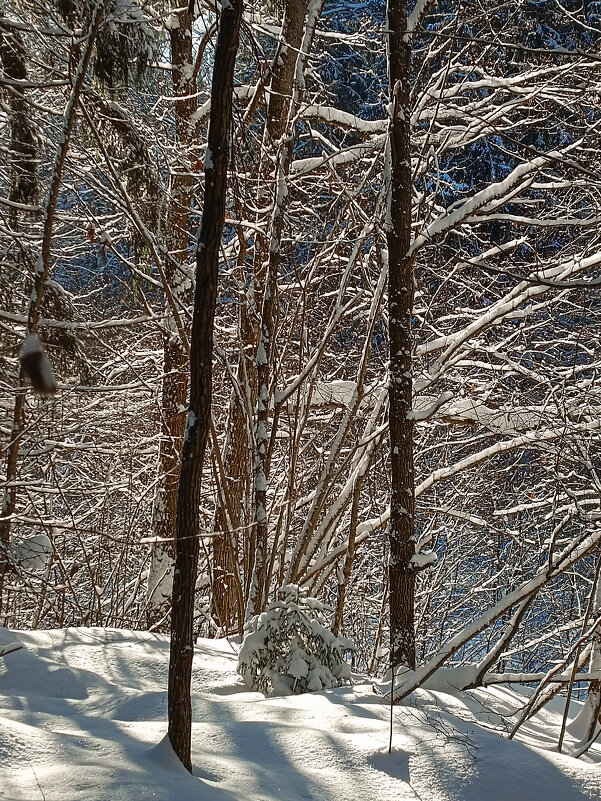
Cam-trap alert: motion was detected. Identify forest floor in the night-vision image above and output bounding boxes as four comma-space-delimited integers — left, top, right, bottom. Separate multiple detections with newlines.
0, 626, 600, 800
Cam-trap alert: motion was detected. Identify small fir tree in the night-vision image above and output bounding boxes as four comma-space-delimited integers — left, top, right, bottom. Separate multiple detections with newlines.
237, 585, 356, 695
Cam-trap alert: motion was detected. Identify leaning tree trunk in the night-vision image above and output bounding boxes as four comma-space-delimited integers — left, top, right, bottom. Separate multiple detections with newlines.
245, 0, 319, 620
386, 0, 417, 671
167, 0, 243, 773
147, 4, 198, 628
567, 561, 601, 750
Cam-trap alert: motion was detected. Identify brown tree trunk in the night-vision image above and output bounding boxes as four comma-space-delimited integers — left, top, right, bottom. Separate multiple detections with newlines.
386, 0, 416, 671
0, 15, 37, 213
168, 0, 243, 772
0, 16, 38, 615
147, 5, 198, 629
246, 0, 317, 619
211, 388, 248, 633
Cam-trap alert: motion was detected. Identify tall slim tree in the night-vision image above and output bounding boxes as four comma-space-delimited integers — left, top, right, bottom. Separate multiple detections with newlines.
0, 11, 38, 611
386, 0, 417, 671
168, 0, 243, 772
147, 3, 199, 628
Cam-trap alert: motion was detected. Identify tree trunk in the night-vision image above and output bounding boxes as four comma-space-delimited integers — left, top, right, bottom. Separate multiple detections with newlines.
568, 564, 601, 748
0, 17, 39, 615
211, 388, 248, 633
211, 0, 313, 625
246, 0, 318, 620
168, 0, 243, 772
147, 5, 198, 629
386, 0, 416, 671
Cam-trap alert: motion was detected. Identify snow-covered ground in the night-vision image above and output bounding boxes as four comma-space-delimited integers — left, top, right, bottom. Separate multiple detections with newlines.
1, 626, 600, 801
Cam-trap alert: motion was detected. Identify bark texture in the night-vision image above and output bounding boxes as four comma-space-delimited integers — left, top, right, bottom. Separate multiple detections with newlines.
386, 0, 416, 671
247, 0, 320, 619
212, 0, 313, 627
147, 5, 198, 628
167, 0, 243, 772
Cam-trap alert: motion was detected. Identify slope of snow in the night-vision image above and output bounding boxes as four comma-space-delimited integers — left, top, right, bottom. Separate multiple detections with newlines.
0, 626, 600, 801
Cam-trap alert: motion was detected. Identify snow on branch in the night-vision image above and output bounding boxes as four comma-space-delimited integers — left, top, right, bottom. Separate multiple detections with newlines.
407, 0, 436, 38
410, 150, 571, 256
301, 104, 386, 135
418, 248, 601, 370
392, 522, 601, 702
291, 136, 386, 176
407, 391, 453, 421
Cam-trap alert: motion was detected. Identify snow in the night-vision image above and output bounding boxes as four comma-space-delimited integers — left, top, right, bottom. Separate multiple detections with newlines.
1, 627, 600, 801
311, 380, 356, 407
410, 550, 437, 569
164, 13, 179, 30
20, 332, 42, 358
9, 533, 53, 572
301, 104, 386, 135
183, 410, 196, 443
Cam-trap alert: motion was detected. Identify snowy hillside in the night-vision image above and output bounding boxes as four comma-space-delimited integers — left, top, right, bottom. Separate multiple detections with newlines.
0, 627, 600, 801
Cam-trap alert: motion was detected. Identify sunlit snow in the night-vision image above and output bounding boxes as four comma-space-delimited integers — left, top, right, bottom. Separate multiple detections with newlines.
1, 627, 600, 801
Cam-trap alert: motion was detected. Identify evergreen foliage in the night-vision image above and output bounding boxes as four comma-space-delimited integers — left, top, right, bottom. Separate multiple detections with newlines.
238, 585, 356, 695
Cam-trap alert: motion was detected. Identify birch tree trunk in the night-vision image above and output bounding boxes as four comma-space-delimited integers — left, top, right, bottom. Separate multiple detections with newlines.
168, 0, 243, 772
246, 0, 322, 619
211, 0, 316, 626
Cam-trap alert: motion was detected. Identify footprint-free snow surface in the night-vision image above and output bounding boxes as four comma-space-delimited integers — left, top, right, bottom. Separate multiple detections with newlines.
1, 627, 600, 800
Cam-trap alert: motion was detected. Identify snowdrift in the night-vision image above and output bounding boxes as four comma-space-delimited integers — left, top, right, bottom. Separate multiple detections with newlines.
1, 627, 600, 801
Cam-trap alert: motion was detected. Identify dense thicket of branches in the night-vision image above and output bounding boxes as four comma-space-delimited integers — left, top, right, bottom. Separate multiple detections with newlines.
2, 0, 601, 751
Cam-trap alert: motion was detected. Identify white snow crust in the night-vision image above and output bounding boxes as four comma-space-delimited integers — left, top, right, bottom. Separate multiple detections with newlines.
0, 627, 600, 800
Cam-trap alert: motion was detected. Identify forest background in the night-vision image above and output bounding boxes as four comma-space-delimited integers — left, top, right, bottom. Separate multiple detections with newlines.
3, 0, 601, 766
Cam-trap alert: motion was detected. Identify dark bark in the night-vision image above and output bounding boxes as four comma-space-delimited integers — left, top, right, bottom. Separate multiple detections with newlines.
167, 0, 243, 772
0, 15, 35, 612
386, 0, 416, 671
0, 16, 37, 212
147, 6, 198, 629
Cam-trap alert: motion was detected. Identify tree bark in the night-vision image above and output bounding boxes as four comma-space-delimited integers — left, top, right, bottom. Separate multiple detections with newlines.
386, 0, 416, 671
211, 0, 314, 625
247, 0, 324, 619
168, 0, 243, 772
147, 5, 198, 629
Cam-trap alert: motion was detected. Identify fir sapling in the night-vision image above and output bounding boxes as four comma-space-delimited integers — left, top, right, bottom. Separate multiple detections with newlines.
237, 584, 356, 695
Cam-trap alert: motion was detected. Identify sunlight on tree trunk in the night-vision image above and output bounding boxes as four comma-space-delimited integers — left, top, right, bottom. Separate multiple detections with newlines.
147, 4, 198, 629
168, 0, 243, 772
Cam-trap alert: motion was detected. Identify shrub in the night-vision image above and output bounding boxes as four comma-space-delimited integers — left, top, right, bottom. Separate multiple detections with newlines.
237, 585, 356, 695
